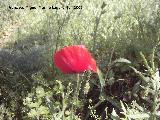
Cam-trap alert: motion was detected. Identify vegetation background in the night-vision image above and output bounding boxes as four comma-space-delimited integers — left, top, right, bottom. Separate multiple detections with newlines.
0, 0, 160, 119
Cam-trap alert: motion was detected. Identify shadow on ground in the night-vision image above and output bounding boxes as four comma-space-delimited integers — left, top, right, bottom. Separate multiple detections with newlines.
0, 33, 53, 119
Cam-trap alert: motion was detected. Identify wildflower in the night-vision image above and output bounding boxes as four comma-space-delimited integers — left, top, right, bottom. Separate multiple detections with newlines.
53, 45, 97, 73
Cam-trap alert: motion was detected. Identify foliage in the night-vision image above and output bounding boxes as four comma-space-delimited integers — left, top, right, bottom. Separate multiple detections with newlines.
0, 0, 160, 119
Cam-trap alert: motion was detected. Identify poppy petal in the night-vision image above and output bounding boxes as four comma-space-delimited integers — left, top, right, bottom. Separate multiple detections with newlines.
54, 45, 97, 74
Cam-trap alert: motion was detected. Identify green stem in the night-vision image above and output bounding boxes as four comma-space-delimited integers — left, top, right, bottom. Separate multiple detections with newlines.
62, 93, 65, 120
151, 88, 158, 120
71, 103, 74, 120
76, 74, 80, 105
71, 74, 81, 120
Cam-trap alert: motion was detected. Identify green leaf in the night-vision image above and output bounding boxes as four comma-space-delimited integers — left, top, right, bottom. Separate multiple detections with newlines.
97, 68, 105, 92
111, 108, 119, 120
36, 86, 45, 98
120, 101, 127, 114
140, 52, 153, 74
113, 58, 131, 64
129, 66, 149, 83
128, 113, 150, 119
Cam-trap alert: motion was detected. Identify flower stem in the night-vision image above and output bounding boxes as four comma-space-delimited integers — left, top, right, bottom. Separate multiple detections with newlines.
71, 74, 81, 119
76, 74, 80, 105
151, 88, 158, 120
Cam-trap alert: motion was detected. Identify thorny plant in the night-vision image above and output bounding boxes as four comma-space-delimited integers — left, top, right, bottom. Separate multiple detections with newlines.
128, 44, 160, 120
85, 42, 160, 120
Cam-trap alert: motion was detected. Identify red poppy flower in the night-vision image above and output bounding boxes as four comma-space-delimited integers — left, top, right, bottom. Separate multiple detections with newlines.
53, 45, 97, 73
